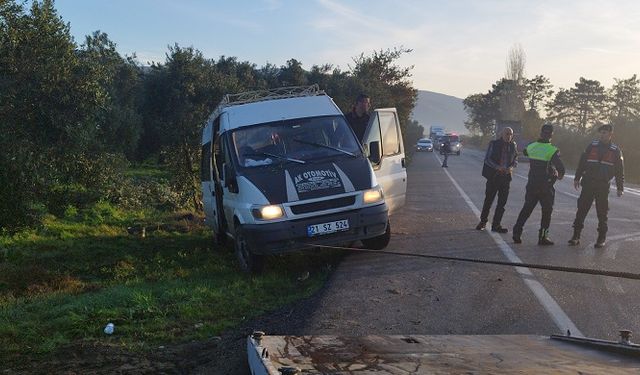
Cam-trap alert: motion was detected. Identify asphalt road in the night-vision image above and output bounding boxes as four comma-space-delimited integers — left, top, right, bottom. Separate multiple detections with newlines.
294, 147, 640, 341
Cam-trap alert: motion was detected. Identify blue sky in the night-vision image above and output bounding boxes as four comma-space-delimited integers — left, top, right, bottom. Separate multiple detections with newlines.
53, 0, 640, 98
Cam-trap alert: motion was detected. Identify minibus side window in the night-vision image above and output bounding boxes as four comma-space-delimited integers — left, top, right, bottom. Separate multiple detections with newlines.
379, 112, 400, 156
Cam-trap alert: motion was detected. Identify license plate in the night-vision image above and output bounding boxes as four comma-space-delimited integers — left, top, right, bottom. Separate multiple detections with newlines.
307, 219, 350, 237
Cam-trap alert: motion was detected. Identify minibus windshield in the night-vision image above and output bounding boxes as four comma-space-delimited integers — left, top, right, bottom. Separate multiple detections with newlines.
232, 116, 362, 168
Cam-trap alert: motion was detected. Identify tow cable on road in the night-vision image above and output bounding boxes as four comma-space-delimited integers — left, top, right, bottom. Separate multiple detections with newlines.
303, 243, 640, 281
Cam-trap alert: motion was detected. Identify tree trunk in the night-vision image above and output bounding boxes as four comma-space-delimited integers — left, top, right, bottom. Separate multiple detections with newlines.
182, 140, 203, 211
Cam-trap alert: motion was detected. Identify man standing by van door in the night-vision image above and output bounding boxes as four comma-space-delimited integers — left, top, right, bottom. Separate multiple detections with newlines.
512, 124, 565, 245
476, 127, 517, 233
345, 94, 371, 142
568, 124, 624, 248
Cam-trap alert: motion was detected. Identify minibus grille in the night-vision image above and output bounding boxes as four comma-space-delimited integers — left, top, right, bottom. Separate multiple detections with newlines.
290, 196, 356, 214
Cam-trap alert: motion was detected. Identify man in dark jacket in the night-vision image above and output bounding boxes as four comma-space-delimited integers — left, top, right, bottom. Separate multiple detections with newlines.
568, 124, 624, 248
512, 124, 565, 245
345, 94, 370, 142
440, 139, 451, 167
476, 127, 518, 233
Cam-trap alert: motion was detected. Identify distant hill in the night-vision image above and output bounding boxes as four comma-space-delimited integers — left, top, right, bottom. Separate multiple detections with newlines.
411, 90, 468, 135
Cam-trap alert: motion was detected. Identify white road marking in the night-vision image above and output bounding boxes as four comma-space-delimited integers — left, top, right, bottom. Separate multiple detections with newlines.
606, 217, 640, 224
586, 233, 640, 295
625, 187, 640, 196
583, 232, 640, 258
514, 173, 527, 180
561, 191, 580, 198
517, 173, 640, 198
435, 153, 583, 337
515, 172, 579, 198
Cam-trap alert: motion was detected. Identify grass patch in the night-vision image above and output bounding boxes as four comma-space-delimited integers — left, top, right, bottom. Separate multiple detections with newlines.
0, 203, 340, 364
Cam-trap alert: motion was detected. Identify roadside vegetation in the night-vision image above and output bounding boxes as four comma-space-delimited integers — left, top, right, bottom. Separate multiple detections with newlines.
0, 198, 341, 365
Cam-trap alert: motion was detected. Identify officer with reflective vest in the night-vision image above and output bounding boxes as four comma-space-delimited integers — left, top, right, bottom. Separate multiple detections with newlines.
512, 124, 565, 245
568, 124, 624, 248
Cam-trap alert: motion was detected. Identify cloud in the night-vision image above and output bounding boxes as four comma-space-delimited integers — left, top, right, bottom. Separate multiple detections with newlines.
314, 0, 426, 44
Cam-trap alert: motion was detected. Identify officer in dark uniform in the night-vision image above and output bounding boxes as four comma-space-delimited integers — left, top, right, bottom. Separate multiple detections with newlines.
441, 139, 451, 167
512, 124, 565, 245
568, 124, 624, 248
345, 94, 371, 142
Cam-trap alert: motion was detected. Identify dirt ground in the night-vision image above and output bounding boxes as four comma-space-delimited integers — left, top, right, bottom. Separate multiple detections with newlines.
4, 292, 321, 375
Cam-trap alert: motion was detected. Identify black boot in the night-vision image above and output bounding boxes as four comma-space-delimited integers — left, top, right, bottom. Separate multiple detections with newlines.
595, 232, 606, 248
475, 221, 486, 231
512, 227, 522, 244
538, 228, 554, 246
568, 228, 581, 246
491, 224, 508, 233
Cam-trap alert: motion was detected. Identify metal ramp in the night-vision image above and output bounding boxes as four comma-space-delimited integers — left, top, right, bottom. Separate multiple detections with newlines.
248, 333, 640, 374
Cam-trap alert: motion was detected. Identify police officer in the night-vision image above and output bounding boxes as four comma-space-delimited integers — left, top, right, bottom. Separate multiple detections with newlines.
568, 124, 624, 248
512, 124, 565, 245
441, 139, 451, 167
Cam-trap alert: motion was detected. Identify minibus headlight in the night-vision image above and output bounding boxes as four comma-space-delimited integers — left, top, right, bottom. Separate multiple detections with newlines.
252, 205, 285, 220
363, 187, 384, 204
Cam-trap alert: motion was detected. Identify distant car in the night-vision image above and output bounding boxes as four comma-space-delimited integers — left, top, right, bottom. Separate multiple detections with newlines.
416, 138, 433, 152
438, 134, 463, 155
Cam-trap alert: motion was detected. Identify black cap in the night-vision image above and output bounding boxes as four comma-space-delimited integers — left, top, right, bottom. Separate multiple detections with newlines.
598, 124, 613, 132
541, 124, 554, 133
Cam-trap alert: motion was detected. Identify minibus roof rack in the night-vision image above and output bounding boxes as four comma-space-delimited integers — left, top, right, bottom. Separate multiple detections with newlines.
219, 84, 324, 107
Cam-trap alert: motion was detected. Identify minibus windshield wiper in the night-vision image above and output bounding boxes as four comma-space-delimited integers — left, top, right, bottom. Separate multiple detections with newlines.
257, 151, 306, 164
293, 139, 356, 157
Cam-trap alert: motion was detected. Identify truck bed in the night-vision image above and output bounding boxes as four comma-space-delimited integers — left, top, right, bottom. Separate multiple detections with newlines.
248, 334, 640, 374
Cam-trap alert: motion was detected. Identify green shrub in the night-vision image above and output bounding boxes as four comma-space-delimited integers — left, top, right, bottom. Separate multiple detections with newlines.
46, 183, 98, 217
81, 201, 125, 225
112, 177, 185, 211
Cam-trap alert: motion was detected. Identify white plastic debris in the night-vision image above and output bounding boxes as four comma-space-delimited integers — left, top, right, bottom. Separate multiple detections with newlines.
104, 322, 115, 335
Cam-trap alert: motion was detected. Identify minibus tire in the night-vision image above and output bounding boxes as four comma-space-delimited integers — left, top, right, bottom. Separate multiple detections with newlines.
234, 226, 264, 273
361, 220, 391, 250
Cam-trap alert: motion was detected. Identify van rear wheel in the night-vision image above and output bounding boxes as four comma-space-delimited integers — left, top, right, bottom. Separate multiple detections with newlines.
234, 225, 264, 274
362, 220, 391, 250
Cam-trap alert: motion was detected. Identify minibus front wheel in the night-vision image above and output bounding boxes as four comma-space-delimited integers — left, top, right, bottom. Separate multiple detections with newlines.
234, 225, 264, 274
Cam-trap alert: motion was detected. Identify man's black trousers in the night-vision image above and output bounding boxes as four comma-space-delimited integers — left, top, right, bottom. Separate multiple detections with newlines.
513, 183, 555, 233
480, 175, 511, 227
572, 181, 610, 234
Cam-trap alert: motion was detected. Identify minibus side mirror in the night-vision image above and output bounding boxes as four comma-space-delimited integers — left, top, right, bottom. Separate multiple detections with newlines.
368, 141, 381, 164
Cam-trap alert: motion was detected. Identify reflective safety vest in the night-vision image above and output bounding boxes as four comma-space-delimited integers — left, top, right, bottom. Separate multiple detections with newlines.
580, 140, 623, 183
526, 142, 558, 162
586, 140, 618, 167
